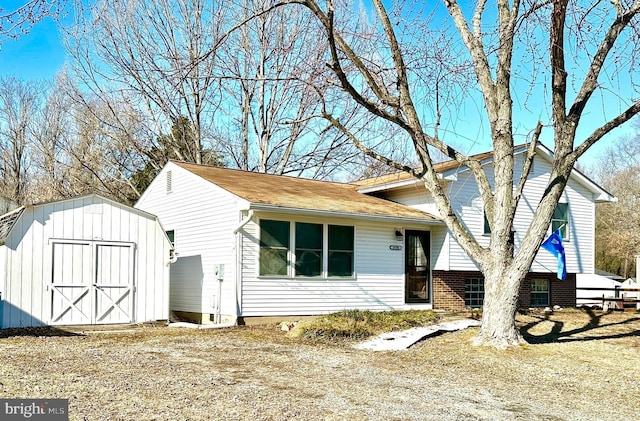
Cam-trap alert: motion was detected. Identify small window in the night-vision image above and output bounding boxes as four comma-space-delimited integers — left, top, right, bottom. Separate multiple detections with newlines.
260, 220, 290, 276
295, 222, 323, 277
552, 203, 569, 240
328, 225, 354, 277
166, 230, 176, 260
465, 278, 485, 307
166, 230, 175, 246
531, 279, 550, 307
483, 213, 491, 236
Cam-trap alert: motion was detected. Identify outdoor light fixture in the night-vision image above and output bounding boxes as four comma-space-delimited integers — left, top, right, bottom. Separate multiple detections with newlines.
395, 229, 404, 242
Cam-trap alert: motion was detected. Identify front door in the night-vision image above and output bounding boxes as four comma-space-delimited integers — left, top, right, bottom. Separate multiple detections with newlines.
405, 230, 430, 303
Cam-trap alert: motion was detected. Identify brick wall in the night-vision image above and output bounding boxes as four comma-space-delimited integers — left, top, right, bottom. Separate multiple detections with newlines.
432, 270, 577, 311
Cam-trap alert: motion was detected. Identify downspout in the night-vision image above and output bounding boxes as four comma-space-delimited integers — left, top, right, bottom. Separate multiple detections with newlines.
231, 210, 254, 325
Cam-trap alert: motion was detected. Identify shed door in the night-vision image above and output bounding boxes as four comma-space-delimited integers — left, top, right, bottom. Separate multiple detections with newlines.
50, 241, 135, 325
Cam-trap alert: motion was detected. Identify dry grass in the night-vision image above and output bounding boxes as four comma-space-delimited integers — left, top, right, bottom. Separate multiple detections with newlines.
289, 309, 440, 340
1, 309, 639, 420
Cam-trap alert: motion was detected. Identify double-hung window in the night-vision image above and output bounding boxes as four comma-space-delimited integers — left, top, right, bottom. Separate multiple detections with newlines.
259, 219, 354, 278
552, 203, 569, 240
531, 279, 550, 306
328, 225, 354, 277
259, 220, 290, 276
295, 223, 323, 277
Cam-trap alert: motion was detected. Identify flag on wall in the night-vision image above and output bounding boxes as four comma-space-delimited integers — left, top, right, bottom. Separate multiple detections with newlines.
541, 229, 566, 280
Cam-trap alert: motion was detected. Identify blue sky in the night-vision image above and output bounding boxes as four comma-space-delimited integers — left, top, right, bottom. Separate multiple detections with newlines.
0, 8, 69, 80
0, 1, 633, 171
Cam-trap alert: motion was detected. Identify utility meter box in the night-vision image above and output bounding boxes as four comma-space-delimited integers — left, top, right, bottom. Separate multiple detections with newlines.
214, 264, 225, 281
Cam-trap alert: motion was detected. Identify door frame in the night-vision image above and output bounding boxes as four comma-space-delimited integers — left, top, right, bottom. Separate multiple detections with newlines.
404, 230, 431, 304
49, 239, 136, 325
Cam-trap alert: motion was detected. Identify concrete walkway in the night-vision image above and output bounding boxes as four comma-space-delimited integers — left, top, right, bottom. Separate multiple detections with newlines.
354, 318, 481, 351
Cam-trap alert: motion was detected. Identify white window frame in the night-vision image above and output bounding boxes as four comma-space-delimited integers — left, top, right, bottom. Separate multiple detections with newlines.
258, 219, 355, 279
551, 203, 570, 241
531, 278, 550, 307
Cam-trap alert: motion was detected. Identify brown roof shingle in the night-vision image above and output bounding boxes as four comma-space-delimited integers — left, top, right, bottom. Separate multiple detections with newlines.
173, 162, 439, 222
353, 151, 495, 190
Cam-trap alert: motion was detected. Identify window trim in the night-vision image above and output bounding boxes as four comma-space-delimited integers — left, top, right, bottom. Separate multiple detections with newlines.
259, 219, 291, 277
295, 222, 323, 277
551, 203, 570, 241
327, 224, 355, 278
258, 218, 356, 280
530, 278, 550, 307
464, 277, 485, 308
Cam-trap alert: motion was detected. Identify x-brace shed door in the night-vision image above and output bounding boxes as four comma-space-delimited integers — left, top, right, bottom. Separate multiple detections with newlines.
50, 240, 135, 325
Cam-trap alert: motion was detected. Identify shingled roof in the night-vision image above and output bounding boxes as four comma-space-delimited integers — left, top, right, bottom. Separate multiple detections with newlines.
0, 206, 24, 242
353, 151, 495, 190
172, 162, 440, 222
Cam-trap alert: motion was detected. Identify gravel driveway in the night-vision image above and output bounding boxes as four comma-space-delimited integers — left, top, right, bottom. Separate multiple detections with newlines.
1, 311, 639, 420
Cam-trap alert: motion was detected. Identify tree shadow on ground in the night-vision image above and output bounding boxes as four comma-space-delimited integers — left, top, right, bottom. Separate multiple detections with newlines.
520, 308, 640, 344
0, 326, 82, 338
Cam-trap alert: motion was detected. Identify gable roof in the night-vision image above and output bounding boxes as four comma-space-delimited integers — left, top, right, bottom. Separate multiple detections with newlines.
353, 150, 496, 191
354, 144, 615, 202
171, 161, 440, 223
0, 207, 25, 242
0, 194, 164, 244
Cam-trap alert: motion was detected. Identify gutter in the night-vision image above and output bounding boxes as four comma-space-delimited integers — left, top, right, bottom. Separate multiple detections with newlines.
231, 210, 254, 325
247, 204, 443, 225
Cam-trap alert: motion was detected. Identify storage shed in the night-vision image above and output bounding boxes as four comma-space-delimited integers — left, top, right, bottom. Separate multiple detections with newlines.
0, 194, 172, 328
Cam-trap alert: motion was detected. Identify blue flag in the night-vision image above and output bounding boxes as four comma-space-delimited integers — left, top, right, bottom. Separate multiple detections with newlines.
541, 229, 566, 280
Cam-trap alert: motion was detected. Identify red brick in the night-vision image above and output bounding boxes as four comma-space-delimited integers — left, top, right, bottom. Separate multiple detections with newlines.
432, 270, 577, 310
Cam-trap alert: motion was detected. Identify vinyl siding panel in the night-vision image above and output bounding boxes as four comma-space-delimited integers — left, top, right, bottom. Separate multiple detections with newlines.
240, 214, 434, 316
382, 185, 439, 215
367, 154, 597, 275
445, 155, 595, 273
370, 186, 448, 269
135, 163, 242, 319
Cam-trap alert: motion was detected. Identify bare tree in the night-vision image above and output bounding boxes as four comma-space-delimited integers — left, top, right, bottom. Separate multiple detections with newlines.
0, 77, 41, 204
288, 0, 640, 347
28, 77, 70, 202
593, 133, 640, 278
61, 84, 154, 204
0, 0, 68, 44
68, 0, 227, 167
217, 0, 360, 177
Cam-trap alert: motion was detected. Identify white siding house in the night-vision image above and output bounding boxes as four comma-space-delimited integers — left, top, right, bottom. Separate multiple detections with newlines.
136, 144, 614, 322
0, 195, 172, 328
357, 144, 615, 309
135, 162, 442, 324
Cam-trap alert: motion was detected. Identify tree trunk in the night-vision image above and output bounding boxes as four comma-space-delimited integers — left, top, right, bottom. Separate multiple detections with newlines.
472, 265, 526, 349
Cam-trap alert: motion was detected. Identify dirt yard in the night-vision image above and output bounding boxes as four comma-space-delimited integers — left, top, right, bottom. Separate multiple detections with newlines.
1, 309, 639, 420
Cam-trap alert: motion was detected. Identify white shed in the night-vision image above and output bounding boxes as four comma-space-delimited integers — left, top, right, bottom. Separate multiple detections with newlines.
0, 194, 172, 328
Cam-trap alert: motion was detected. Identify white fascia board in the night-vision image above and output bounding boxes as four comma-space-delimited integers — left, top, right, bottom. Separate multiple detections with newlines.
357, 179, 422, 194
570, 169, 617, 203
356, 174, 455, 195
237, 198, 252, 211
247, 203, 444, 225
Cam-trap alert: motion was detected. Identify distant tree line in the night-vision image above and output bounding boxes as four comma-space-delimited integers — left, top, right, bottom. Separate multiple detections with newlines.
592, 130, 640, 279
0, 0, 416, 206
